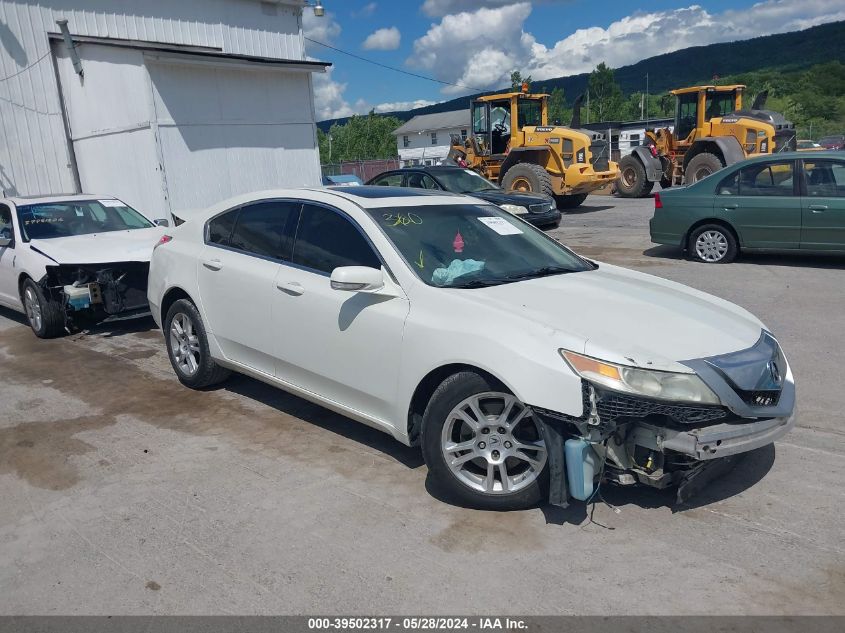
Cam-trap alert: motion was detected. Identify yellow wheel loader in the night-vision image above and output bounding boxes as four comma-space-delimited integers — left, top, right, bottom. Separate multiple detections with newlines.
616, 85, 796, 198
448, 85, 618, 209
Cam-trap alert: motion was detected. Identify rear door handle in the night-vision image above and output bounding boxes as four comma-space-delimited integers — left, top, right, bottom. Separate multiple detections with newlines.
202, 258, 223, 271
721, 203, 739, 210
808, 204, 828, 213
277, 281, 304, 296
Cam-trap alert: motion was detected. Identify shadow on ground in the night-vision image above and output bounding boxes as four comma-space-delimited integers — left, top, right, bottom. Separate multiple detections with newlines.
644, 245, 845, 270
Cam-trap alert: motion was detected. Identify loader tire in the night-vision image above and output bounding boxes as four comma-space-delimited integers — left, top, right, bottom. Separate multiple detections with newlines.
685, 152, 724, 184
501, 163, 554, 197
616, 155, 653, 198
556, 193, 588, 209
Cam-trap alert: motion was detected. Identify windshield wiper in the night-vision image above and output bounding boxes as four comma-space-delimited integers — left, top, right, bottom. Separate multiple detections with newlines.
503, 266, 573, 281
447, 278, 505, 289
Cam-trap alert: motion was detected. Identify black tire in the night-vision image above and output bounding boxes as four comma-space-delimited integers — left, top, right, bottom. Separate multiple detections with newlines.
556, 193, 588, 209
501, 163, 554, 197
164, 298, 230, 388
659, 176, 673, 190
421, 371, 548, 511
685, 152, 724, 184
616, 155, 654, 198
21, 278, 65, 339
688, 223, 739, 264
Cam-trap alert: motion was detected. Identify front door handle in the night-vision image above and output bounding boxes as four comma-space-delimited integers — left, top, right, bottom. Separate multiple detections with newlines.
721, 203, 739, 210
202, 258, 223, 271
277, 281, 305, 296
808, 204, 828, 213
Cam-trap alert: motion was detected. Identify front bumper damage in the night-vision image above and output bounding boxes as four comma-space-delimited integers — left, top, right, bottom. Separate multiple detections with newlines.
534, 331, 795, 505
41, 261, 151, 330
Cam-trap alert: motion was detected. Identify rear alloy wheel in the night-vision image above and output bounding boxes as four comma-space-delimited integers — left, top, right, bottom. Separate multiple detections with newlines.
422, 371, 548, 510
689, 224, 738, 263
501, 163, 555, 197
616, 155, 654, 198
21, 279, 65, 339
165, 298, 230, 388
685, 152, 724, 184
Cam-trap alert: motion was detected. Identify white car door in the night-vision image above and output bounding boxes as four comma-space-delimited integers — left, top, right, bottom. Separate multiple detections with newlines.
196, 200, 300, 376
0, 203, 20, 308
271, 202, 409, 424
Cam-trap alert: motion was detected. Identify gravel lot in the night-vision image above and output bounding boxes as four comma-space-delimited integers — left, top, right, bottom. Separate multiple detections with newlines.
1, 193, 843, 615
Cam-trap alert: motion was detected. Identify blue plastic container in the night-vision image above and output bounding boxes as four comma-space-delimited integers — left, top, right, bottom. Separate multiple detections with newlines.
565, 438, 599, 501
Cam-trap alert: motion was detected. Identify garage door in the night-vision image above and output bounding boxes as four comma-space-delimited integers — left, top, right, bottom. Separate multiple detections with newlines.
146, 56, 321, 214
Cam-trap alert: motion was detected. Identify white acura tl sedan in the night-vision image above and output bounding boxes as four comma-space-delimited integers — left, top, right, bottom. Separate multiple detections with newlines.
148, 187, 795, 510
0, 195, 167, 338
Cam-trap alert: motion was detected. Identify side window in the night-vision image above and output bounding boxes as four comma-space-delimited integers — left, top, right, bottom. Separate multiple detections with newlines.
718, 171, 739, 195
0, 204, 13, 242
229, 201, 299, 260
372, 174, 404, 186
406, 173, 439, 189
207, 209, 239, 246
403, 135, 409, 148
805, 161, 845, 198
293, 204, 381, 274
472, 104, 488, 134
737, 162, 794, 196
431, 132, 438, 145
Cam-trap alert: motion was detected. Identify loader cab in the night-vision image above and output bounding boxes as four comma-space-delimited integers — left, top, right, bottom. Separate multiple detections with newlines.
673, 85, 745, 141
471, 93, 548, 156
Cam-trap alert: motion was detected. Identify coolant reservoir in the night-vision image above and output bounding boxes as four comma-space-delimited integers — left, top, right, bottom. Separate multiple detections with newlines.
565, 438, 599, 501
63, 285, 91, 311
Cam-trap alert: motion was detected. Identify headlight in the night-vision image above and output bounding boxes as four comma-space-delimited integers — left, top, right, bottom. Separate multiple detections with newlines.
500, 203, 528, 215
560, 350, 720, 405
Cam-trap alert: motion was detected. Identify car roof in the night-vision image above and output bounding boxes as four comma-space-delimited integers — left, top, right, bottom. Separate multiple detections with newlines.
739, 151, 844, 162
3, 193, 121, 205
189, 187, 479, 220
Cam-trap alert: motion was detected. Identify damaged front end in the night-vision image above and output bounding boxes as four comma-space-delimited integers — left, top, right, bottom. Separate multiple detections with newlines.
535, 331, 795, 506
41, 261, 151, 330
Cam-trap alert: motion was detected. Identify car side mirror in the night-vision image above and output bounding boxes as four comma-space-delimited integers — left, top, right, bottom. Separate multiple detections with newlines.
330, 266, 384, 292
154, 218, 170, 227
0, 236, 10, 248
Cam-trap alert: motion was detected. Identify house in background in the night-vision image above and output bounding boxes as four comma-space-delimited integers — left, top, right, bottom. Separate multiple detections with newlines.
393, 110, 468, 167
0, 0, 328, 219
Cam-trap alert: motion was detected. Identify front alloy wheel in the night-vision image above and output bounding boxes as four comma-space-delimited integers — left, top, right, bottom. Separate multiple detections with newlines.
441, 392, 547, 495
422, 371, 549, 510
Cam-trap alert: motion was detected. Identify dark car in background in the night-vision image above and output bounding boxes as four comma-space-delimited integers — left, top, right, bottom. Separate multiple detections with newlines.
366, 166, 561, 228
818, 135, 845, 150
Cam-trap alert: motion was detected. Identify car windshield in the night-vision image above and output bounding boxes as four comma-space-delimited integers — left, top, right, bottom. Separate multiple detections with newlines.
433, 169, 500, 194
16, 199, 154, 240
365, 203, 593, 288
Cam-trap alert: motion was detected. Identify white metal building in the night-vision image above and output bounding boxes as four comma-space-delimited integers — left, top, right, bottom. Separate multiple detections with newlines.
0, 0, 328, 219
393, 110, 468, 167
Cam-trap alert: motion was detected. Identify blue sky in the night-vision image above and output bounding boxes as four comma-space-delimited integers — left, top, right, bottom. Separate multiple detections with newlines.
305, 0, 845, 120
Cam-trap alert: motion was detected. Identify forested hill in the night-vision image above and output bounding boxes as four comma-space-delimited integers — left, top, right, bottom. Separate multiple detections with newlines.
318, 19, 845, 129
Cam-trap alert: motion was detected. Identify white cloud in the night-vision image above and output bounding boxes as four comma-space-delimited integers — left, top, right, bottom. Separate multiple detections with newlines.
409, 0, 845, 96
362, 26, 401, 51
373, 99, 439, 113
409, 3, 533, 94
353, 2, 378, 18
302, 10, 341, 48
420, 0, 569, 18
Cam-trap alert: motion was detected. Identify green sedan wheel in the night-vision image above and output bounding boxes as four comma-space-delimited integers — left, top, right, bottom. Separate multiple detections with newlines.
688, 224, 738, 263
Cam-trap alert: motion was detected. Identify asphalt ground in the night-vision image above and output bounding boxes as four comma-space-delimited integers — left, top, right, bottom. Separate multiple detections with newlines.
1, 193, 843, 615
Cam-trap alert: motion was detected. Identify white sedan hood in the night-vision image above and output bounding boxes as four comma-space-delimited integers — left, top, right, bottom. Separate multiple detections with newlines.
465, 263, 764, 372
28, 227, 165, 264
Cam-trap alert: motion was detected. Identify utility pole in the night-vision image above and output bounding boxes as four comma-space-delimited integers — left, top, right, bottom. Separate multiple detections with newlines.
645, 73, 649, 128
586, 91, 590, 124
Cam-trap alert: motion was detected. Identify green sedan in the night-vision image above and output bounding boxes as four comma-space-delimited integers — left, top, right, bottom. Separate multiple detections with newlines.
650, 151, 845, 263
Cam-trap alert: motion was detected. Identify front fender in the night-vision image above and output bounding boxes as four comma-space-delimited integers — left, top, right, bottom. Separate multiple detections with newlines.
631, 146, 663, 182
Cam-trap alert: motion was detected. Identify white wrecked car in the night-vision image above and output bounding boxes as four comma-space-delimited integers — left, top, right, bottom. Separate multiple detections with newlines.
147, 187, 795, 509
0, 195, 167, 338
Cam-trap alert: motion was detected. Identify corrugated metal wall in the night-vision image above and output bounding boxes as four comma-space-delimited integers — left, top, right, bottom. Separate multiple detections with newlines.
0, 0, 307, 197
